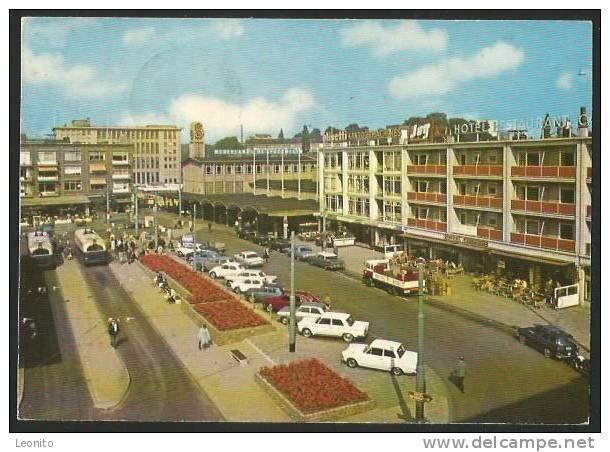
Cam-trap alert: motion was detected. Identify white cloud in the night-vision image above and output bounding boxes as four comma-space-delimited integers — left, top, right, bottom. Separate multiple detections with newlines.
389, 41, 525, 99
341, 20, 447, 57
120, 88, 316, 142
22, 46, 127, 99
208, 19, 245, 40
22, 17, 98, 48
122, 26, 155, 46
555, 72, 574, 90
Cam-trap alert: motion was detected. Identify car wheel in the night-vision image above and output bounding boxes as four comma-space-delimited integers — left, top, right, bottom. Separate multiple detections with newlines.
543, 348, 552, 358
266, 304, 274, 313
301, 328, 312, 338
177, 251, 183, 257
234, 287, 241, 294
210, 272, 217, 279
346, 358, 358, 369
281, 317, 289, 325
342, 333, 354, 342
391, 367, 404, 376
519, 335, 527, 345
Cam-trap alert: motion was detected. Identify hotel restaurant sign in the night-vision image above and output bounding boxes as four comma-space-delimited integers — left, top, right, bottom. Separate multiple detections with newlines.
323, 128, 402, 142
444, 233, 488, 249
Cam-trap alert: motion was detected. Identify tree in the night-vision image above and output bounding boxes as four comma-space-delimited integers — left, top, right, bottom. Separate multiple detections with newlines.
301, 125, 310, 152
214, 136, 243, 150
310, 128, 322, 142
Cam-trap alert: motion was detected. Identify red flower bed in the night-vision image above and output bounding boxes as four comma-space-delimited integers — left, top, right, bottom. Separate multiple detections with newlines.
140, 254, 268, 330
259, 358, 368, 413
193, 301, 268, 331
140, 254, 229, 303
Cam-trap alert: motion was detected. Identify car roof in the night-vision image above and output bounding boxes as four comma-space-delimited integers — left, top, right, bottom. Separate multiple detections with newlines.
299, 301, 326, 308
535, 324, 572, 336
370, 339, 403, 349
321, 312, 350, 320
318, 252, 337, 257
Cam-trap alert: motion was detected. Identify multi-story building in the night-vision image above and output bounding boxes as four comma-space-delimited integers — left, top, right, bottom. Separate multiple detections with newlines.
53, 118, 181, 185
182, 153, 318, 200
318, 125, 592, 303
20, 137, 133, 209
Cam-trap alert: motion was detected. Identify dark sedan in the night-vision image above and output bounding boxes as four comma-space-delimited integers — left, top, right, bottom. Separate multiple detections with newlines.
517, 324, 579, 359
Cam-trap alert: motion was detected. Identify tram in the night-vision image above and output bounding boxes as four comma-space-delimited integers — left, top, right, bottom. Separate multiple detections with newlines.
26, 231, 55, 269
73, 228, 108, 265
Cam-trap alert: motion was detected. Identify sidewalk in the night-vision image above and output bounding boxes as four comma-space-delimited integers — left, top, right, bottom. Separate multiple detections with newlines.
429, 275, 591, 353
110, 259, 450, 423
51, 260, 130, 409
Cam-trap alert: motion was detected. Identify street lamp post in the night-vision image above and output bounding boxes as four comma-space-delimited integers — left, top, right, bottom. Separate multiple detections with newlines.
415, 259, 426, 422
133, 185, 139, 235
178, 185, 182, 219
154, 191, 159, 250
106, 185, 110, 225
289, 230, 296, 353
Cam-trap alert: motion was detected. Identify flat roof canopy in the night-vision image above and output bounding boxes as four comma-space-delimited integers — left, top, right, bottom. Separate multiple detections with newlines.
21, 195, 91, 207
168, 192, 319, 217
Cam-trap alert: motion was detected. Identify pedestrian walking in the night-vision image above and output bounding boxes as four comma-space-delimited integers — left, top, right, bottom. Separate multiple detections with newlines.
452, 356, 466, 393
108, 317, 120, 348
208, 221, 213, 233
263, 247, 270, 262
323, 295, 332, 310
198, 324, 212, 350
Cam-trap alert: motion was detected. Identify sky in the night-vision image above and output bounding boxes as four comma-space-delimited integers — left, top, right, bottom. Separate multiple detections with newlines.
21, 17, 593, 143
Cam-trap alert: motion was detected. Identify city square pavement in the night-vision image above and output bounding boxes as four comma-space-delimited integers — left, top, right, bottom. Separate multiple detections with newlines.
109, 259, 449, 423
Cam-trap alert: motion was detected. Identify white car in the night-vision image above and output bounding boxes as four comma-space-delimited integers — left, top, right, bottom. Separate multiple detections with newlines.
298, 312, 369, 342
342, 339, 418, 376
176, 242, 200, 258
233, 251, 265, 268
277, 302, 328, 325
225, 270, 278, 286
229, 277, 265, 294
209, 262, 246, 279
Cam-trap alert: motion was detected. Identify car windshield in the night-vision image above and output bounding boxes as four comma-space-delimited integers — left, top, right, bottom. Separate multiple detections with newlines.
346, 316, 354, 326
245, 253, 257, 258
396, 344, 406, 358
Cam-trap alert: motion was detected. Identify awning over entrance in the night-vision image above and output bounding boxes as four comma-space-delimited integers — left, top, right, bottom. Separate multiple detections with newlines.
21, 195, 91, 208
167, 192, 319, 217
488, 249, 573, 266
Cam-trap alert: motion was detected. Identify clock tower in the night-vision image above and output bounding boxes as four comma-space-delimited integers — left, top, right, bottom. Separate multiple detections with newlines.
189, 121, 206, 159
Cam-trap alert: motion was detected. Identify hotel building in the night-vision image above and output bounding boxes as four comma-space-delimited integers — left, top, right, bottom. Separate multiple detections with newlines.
317, 125, 592, 303
53, 118, 181, 186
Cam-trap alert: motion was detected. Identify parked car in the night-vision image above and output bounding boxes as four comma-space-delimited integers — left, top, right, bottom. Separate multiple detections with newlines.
191, 249, 221, 271
262, 290, 322, 313
209, 262, 246, 279
308, 252, 345, 270
237, 229, 257, 241
202, 256, 235, 272
252, 233, 273, 246
234, 251, 265, 268
298, 312, 369, 342
229, 277, 265, 294
176, 242, 201, 258
268, 238, 291, 251
284, 244, 317, 260
245, 284, 284, 304
225, 269, 278, 286
276, 301, 328, 325
517, 324, 579, 359
342, 339, 418, 376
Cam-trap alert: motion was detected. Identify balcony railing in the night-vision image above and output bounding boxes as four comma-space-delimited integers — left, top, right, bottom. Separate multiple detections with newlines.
113, 187, 130, 194
407, 218, 447, 232
511, 199, 576, 216
407, 165, 446, 175
407, 192, 447, 204
37, 176, 59, 182
453, 165, 503, 177
511, 166, 576, 178
112, 173, 131, 180
40, 191, 59, 197
510, 232, 575, 253
112, 160, 130, 166
477, 226, 503, 241
453, 195, 503, 209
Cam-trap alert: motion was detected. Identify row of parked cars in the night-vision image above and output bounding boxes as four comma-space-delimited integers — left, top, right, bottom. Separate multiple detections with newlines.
174, 236, 418, 376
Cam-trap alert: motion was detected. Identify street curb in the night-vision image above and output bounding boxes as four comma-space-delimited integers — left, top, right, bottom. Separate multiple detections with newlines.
110, 261, 227, 421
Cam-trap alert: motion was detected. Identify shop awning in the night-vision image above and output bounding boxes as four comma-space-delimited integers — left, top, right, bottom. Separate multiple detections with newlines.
488, 249, 573, 266
21, 195, 91, 207
89, 163, 107, 172
89, 178, 107, 185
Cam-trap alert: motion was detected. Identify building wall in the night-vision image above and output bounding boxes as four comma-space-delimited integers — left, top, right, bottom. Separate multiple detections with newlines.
20, 141, 133, 201
318, 136, 592, 267
53, 121, 181, 185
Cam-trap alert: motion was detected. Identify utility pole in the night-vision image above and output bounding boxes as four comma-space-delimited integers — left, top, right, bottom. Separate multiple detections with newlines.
289, 230, 296, 352
297, 150, 301, 200
106, 185, 110, 225
415, 259, 426, 422
178, 185, 182, 219
134, 185, 139, 235
193, 203, 197, 243
154, 191, 159, 249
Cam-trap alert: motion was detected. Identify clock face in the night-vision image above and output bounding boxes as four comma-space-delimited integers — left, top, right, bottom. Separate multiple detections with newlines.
193, 123, 203, 140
